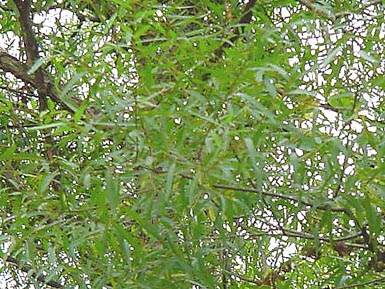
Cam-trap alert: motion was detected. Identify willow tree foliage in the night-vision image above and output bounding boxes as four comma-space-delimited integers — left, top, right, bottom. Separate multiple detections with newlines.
1, 0, 385, 288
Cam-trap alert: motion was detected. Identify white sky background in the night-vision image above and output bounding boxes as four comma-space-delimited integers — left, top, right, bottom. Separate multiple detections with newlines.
1, 1, 385, 289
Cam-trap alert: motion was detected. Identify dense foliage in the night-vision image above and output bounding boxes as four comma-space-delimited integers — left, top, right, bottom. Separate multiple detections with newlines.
1, 0, 385, 288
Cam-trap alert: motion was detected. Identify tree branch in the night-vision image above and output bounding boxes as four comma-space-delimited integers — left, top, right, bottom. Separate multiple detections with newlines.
225, 269, 284, 287
14, 0, 48, 111
6, 256, 64, 288
335, 276, 385, 289
212, 183, 349, 213
0, 51, 35, 84
0, 50, 75, 113
226, 270, 261, 285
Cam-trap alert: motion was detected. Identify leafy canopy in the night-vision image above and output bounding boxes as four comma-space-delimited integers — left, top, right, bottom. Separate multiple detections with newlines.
1, 0, 385, 288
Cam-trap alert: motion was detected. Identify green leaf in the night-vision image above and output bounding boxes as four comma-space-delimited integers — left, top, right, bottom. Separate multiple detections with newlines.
264, 77, 277, 98
27, 57, 48, 74
321, 46, 341, 67
39, 171, 59, 193
328, 90, 354, 109
359, 50, 379, 63
106, 170, 120, 215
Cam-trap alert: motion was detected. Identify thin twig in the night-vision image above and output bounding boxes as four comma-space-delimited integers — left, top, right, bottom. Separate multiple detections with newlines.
335, 276, 385, 289
212, 183, 349, 213
297, 0, 335, 20
224, 270, 261, 285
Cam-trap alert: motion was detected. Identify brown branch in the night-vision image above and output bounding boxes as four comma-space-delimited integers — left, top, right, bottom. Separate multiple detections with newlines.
14, 0, 48, 111
5, 1, 76, 114
6, 256, 64, 288
0, 50, 75, 113
0, 51, 35, 84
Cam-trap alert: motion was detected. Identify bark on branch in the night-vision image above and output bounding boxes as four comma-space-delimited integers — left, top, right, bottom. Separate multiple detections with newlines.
14, 0, 48, 111
3, 1, 76, 113
0, 50, 75, 113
